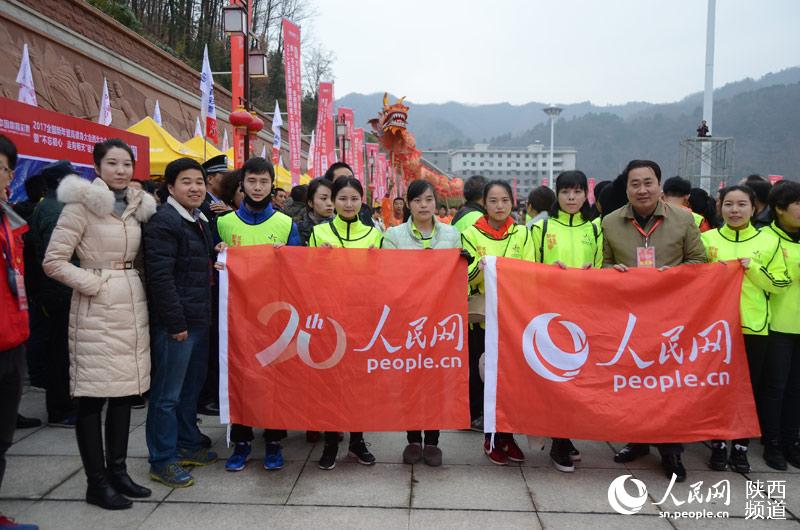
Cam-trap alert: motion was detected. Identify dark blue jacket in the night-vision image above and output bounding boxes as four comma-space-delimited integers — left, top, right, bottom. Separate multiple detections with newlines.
144, 198, 214, 334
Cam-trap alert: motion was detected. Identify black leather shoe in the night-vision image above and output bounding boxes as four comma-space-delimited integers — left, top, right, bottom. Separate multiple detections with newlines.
708, 442, 727, 471
16, 414, 42, 429
662, 454, 687, 482
108, 472, 152, 498
614, 443, 649, 463
86, 483, 133, 510
764, 440, 788, 470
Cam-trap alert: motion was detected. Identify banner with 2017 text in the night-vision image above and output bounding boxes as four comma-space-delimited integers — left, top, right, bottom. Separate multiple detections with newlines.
484, 257, 760, 442
219, 246, 470, 431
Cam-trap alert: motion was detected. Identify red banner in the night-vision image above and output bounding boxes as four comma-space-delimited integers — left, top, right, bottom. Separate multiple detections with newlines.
352, 128, 365, 184
484, 257, 759, 442
336, 107, 354, 166
282, 18, 302, 185
220, 246, 469, 431
1, 97, 149, 200
588, 177, 596, 204
768, 175, 784, 185
313, 82, 334, 177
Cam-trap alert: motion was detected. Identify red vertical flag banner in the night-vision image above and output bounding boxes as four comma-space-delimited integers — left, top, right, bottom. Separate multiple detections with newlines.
282, 18, 302, 185
483, 257, 760, 442
588, 177, 596, 204
230, 0, 248, 166
313, 82, 333, 177
325, 84, 336, 167
353, 128, 365, 184
219, 246, 470, 431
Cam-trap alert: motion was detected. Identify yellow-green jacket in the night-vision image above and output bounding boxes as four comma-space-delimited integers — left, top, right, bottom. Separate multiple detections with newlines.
701, 223, 791, 335
531, 210, 603, 268
461, 218, 534, 295
764, 222, 800, 334
308, 215, 383, 248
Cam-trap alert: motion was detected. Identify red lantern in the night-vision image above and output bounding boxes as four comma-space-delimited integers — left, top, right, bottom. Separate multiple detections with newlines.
248, 112, 264, 141
229, 106, 252, 132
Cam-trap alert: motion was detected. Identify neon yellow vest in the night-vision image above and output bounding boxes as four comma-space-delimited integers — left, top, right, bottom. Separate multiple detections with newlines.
461, 219, 534, 295
309, 215, 383, 248
531, 210, 603, 268
453, 210, 483, 233
701, 223, 791, 335
216, 210, 293, 246
764, 222, 800, 334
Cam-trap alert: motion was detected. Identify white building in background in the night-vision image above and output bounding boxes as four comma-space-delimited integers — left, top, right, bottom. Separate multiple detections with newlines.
422, 143, 577, 200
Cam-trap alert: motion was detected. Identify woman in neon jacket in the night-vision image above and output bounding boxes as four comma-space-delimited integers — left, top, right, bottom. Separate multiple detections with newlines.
309, 176, 382, 470
462, 180, 533, 466
531, 170, 602, 473
760, 180, 800, 470
701, 185, 790, 473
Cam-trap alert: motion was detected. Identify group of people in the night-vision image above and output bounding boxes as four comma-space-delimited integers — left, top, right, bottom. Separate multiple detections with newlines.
0, 133, 798, 526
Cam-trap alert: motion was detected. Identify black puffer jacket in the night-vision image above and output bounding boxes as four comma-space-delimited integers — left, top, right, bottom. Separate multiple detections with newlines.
144, 198, 214, 334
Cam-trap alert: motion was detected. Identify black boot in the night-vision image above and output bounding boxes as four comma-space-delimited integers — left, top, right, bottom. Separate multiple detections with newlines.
75, 399, 132, 510
106, 397, 151, 498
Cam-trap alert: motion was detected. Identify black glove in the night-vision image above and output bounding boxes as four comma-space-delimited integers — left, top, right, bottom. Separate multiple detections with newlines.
459, 249, 475, 265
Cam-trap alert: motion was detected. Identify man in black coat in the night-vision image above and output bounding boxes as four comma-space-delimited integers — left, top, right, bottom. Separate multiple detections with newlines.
144, 158, 217, 487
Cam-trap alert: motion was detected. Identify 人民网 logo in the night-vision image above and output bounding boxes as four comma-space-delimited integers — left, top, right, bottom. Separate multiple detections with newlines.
522, 313, 589, 382
607, 474, 649, 515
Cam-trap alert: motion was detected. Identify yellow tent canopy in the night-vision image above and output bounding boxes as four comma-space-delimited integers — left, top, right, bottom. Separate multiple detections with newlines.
183, 136, 235, 168
127, 117, 203, 177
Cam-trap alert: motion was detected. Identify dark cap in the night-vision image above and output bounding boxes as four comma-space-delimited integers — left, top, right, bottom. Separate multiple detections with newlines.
202, 154, 228, 175
38, 160, 78, 189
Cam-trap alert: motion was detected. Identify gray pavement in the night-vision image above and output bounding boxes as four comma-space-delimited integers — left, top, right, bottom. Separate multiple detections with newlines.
1, 386, 799, 529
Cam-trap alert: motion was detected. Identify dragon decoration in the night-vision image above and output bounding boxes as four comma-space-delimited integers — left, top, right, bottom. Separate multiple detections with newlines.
369, 93, 463, 200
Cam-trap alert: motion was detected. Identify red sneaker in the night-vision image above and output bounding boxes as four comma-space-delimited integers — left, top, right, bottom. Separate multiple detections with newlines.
503, 437, 526, 462
483, 438, 508, 465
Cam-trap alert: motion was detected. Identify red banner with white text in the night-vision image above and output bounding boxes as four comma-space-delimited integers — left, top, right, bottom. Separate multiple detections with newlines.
313, 82, 334, 177
220, 246, 470, 431
484, 257, 759, 442
282, 18, 302, 185
352, 128, 365, 184
1, 97, 149, 200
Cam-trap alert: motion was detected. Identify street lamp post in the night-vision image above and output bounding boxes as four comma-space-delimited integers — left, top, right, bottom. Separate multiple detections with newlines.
543, 105, 562, 186
336, 115, 347, 163
368, 153, 376, 205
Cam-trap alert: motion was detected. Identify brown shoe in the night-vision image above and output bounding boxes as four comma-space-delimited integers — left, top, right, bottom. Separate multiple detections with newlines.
402, 443, 423, 464
423, 444, 442, 467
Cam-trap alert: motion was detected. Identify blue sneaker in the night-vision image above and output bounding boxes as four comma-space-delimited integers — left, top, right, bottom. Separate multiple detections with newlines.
264, 443, 284, 470
149, 462, 194, 488
225, 442, 251, 472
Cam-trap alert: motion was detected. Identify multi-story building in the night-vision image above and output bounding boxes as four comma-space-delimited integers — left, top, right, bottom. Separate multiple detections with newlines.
423, 143, 577, 201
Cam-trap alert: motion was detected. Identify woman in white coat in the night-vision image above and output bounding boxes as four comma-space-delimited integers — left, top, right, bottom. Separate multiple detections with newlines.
43, 139, 156, 510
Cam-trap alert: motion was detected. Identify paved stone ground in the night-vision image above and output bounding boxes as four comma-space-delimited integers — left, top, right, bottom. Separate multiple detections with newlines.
1, 387, 799, 529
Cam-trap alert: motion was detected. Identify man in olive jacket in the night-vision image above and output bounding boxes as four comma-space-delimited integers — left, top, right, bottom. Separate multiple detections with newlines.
601, 160, 707, 484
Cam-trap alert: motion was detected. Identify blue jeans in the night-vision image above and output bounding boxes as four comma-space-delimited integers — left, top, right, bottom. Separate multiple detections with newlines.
146, 325, 209, 466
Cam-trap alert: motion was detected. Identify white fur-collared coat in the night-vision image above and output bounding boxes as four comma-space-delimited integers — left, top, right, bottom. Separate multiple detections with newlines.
43, 176, 156, 397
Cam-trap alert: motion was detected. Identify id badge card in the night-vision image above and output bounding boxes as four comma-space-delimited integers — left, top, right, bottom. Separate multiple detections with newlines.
636, 246, 656, 268
14, 269, 28, 311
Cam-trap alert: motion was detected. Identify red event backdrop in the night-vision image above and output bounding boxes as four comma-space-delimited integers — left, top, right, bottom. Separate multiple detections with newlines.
219, 246, 470, 431
282, 18, 302, 185
484, 257, 760, 442
0, 97, 149, 200
313, 82, 334, 177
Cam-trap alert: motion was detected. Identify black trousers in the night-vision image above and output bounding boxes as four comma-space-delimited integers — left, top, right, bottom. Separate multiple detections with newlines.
468, 325, 485, 421
324, 432, 362, 445
0, 345, 24, 490
230, 424, 286, 444
25, 298, 48, 388
712, 334, 768, 447
43, 297, 74, 422
199, 286, 219, 408
761, 331, 800, 444
407, 430, 440, 445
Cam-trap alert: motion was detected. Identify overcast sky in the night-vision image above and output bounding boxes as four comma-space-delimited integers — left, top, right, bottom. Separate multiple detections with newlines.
310, 0, 800, 106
